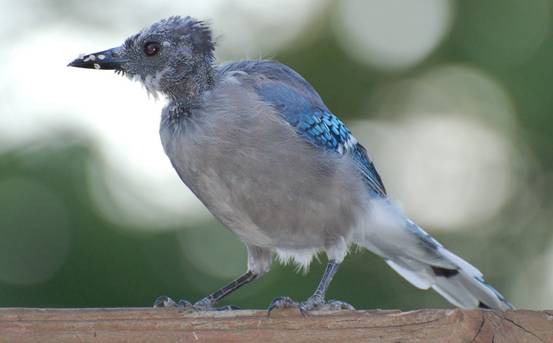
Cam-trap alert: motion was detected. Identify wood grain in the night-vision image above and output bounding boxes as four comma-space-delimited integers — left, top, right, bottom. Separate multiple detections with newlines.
0, 308, 551, 343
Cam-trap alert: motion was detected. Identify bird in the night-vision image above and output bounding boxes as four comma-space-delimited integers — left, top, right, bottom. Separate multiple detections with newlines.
68, 16, 513, 312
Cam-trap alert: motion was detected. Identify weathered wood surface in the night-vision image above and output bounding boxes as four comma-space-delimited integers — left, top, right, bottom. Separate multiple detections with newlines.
0, 308, 551, 342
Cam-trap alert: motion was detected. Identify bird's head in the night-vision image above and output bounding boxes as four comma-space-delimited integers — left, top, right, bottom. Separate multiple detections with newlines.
68, 16, 215, 99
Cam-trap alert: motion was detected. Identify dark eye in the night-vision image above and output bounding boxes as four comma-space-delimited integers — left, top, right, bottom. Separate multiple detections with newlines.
143, 42, 161, 56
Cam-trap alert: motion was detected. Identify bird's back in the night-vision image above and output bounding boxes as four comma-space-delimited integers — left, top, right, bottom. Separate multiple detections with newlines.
218, 60, 387, 196
217, 60, 328, 114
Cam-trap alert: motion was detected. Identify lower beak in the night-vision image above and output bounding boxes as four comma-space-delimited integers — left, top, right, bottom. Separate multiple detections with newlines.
67, 47, 127, 70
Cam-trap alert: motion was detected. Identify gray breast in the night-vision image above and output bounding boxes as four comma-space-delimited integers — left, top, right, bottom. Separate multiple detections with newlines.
160, 83, 367, 251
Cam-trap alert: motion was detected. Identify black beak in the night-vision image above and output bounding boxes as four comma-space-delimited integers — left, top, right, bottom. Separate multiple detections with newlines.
67, 47, 127, 70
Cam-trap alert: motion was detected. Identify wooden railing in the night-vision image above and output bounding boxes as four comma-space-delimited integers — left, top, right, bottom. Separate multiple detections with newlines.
0, 308, 551, 342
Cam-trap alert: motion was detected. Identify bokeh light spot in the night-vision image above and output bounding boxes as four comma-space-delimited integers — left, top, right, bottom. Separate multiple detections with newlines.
355, 116, 515, 230
334, 0, 454, 70
356, 64, 523, 230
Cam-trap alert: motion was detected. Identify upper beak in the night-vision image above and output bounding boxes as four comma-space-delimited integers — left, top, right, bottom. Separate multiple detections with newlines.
67, 47, 128, 70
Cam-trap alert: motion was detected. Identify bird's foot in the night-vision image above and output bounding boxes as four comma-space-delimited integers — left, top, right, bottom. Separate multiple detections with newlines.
300, 295, 355, 312
153, 295, 239, 311
191, 297, 240, 311
153, 295, 190, 308
267, 296, 304, 316
267, 295, 354, 316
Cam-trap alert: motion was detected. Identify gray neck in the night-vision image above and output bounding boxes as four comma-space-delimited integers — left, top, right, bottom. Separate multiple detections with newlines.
165, 59, 216, 111
161, 63, 219, 132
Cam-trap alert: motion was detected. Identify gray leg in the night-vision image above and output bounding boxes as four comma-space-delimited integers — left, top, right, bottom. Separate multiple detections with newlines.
268, 260, 354, 314
155, 245, 271, 311
154, 271, 257, 311
300, 260, 354, 311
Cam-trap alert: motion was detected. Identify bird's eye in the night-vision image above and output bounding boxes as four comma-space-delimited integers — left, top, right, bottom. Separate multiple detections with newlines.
144, 42, 161, 56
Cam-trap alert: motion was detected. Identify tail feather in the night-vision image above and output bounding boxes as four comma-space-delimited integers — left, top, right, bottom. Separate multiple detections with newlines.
432, 249, 513, 310
385, 259, 433, 289
431, 269, 513, 310
356, 202, 513, 311
357, 200, 513, 310
386, 254, 513, 310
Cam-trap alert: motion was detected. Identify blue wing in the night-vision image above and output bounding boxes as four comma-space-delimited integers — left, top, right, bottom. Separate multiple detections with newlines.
218, 61, 387, 197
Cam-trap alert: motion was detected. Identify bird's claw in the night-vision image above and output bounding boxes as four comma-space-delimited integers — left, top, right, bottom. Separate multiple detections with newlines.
153, 295, 189, 308
300, 295, 355, 311
267, 296, 304, 316
153, 295, 239, 311
192, 298, 240, 311
267, 295, 354, 316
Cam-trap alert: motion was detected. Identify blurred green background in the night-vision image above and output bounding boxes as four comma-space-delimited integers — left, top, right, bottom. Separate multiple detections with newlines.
0, 0, 552, 310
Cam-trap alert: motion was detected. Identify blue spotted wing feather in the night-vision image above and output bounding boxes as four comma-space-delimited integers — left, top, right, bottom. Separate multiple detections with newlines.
219, 60, 387, 196
296, 111, 386, 197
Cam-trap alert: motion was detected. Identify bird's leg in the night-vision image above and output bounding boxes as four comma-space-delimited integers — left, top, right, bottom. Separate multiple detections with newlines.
268, 259, 354, 315
192, 271, 258, 310
154, 270, 257, 311
300, 259, 354, 311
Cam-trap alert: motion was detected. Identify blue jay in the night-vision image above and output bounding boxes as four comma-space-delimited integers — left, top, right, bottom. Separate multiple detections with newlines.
68, 16, 513, 312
